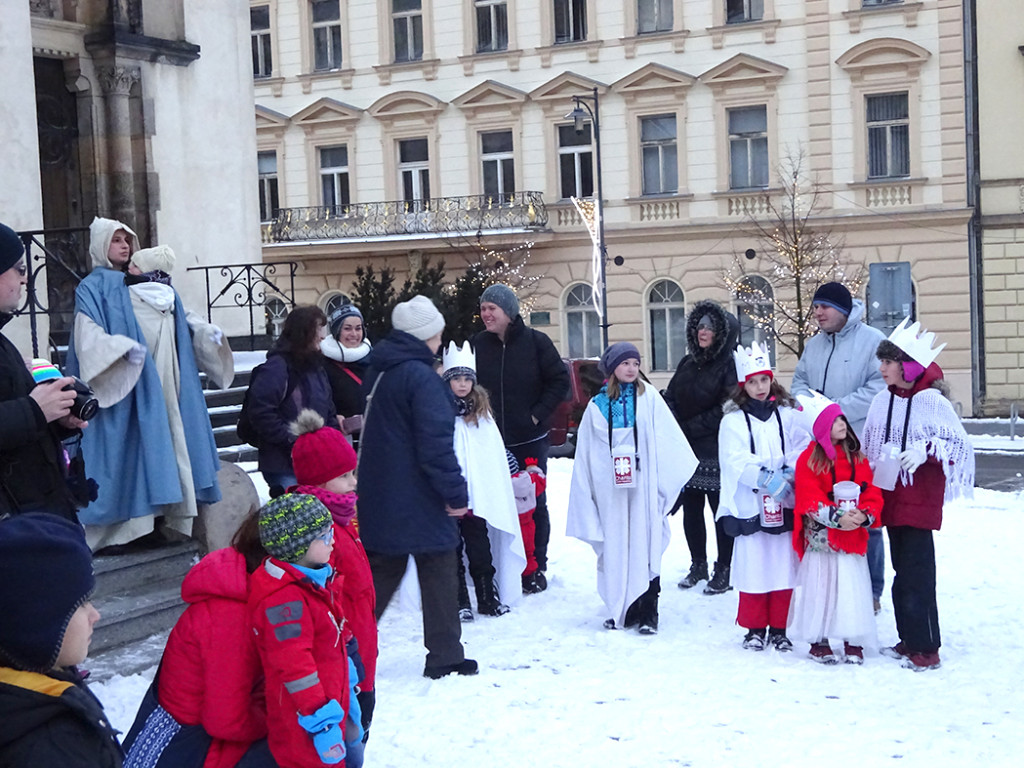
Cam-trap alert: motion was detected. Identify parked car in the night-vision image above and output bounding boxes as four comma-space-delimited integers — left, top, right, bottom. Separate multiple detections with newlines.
548, 358, 603, 456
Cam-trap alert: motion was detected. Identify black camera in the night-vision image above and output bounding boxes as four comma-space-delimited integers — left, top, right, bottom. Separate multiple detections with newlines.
39, 375, 99, 421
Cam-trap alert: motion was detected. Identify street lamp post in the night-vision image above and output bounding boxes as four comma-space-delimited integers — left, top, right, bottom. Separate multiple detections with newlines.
566, 86, 609, 349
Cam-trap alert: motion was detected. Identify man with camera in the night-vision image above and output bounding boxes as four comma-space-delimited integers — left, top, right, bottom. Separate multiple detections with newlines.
0, 222, 87, 521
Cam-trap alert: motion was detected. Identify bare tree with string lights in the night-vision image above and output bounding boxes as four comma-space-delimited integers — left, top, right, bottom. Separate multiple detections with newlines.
723, 149, 865, 358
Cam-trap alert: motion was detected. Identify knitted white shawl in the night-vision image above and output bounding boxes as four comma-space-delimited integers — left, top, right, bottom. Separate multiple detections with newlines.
862, 386, 974, 500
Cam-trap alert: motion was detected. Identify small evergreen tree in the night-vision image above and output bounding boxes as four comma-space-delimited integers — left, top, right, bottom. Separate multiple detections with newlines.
349, 264, 397, 343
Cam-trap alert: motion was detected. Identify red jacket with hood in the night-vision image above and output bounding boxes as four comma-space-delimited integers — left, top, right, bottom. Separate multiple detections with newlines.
248, 557, 350, 768
157, 547, 267, 768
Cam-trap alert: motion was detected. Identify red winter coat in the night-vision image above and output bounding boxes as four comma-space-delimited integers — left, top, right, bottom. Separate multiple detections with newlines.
157, 547, 267, 768
249, 557, 350, 768
294, 484, 379, 692
879, 365, 949, 530
793, 442, 882, 559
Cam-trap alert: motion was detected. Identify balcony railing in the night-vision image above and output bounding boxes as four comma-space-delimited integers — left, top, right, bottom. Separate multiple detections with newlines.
264, 191, 548, 243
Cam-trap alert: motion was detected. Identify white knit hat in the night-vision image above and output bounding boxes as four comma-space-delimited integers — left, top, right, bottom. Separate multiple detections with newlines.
392, 295, 445, 341
131, 244, 176, 274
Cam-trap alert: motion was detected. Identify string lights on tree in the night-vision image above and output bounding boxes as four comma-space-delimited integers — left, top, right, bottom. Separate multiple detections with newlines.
723, 150, 865, 358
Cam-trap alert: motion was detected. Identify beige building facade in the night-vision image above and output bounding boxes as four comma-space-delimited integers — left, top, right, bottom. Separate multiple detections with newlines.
255, 0, 978, 411
1, 0, 262, 352
974, 0, 1024, 413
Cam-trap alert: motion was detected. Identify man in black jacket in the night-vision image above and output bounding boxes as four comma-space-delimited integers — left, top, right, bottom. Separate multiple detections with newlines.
473, 284, 569, 593
0, 222, 84, 520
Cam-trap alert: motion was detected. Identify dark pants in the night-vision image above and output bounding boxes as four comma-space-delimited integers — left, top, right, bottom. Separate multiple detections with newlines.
680, 488, 733, 568
510, 436, 551, 570
368, 549, 465, 669
888, 526, 940, 653
458, 515, 495, 583
867, 527, 885, 600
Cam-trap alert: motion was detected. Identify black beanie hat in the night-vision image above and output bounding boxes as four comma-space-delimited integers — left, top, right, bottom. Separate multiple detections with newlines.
0, 222, 26, 274
0, 513, 95, 671
811, 282, 853, 316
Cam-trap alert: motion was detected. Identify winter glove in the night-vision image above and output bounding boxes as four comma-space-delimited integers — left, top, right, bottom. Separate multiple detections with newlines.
757, 467, 791, 501
782, 465, 795, 484
298, 700, 346, 765
346, 636, 365, 685
345, 657, 365, 745
125, 344, 147, 365
899, 444, 928, 474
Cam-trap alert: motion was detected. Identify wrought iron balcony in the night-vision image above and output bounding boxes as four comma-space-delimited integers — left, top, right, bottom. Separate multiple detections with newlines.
263, 191, 548, 243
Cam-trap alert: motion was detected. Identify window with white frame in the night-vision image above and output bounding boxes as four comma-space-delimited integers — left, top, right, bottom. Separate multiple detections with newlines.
481, 130, 515, 198
258, 150, 279, 222
866, 92, 909, 179
728, 105, 769, 189
637, 0, 672, 34
558, 124, 594, 199
565, 283, 602, 358
648, 280, 686, 371
476, 0, 508, 53
311, 0, 342, 71
640, 115, 678, 195
393, 0, 424, 62
320, 146, 350, 210
736, 275, 775, 364
399, 138, 430, 211
726, 0, 764, 23
251, 5, 272, 78
554, 0, 587, 43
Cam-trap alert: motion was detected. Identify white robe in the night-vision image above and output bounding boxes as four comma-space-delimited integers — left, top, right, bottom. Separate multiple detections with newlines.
453, 414, 527, 607
566, 388, 698, 627
717, 404, 808, 593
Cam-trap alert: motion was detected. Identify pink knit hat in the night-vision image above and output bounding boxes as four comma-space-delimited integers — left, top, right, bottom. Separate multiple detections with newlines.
795, 392, 844, 461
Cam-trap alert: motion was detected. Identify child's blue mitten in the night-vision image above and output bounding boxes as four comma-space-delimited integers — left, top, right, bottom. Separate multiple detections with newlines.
298, 700, 346, 765
757, 467, 790, 500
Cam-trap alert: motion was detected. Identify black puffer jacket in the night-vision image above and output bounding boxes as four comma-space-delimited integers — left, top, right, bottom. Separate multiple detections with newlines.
664, 300, 739, 474
472, 316, 569, 446
0, 666, 124, 767
0, 315, 78, 520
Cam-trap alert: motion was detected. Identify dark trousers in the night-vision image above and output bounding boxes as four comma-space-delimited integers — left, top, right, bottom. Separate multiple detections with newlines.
458, 515, 495, 582
510, 436, 551, 570
888, 526, 940, 653
867, 526, 885, 600
680, 488, 733, 568
367, 549, 465, 668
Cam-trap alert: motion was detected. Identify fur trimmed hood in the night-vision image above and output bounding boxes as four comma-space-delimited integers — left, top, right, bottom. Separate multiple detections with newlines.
685, 300, 739, 366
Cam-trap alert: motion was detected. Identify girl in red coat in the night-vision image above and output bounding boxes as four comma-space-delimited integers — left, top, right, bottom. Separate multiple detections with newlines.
290, 408, 377, 751
122, 516, 273, 768
249, 493, 354, 767
789, 392, 882, 665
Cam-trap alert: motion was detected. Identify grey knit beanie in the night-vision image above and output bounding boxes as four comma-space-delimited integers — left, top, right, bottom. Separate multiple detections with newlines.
480, 283, 520, 321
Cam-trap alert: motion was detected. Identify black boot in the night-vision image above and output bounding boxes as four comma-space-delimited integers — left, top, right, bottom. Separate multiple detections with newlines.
639, 578, 660, 635
678, 560, 709, 589
703, 563, 733, 595
474, 577, 510, 617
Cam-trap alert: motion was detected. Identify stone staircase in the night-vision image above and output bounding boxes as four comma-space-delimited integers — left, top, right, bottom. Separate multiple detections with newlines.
88, 365, 259, 677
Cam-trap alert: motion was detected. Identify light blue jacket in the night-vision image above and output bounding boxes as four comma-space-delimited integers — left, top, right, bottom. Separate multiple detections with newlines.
790, 300, 886, 438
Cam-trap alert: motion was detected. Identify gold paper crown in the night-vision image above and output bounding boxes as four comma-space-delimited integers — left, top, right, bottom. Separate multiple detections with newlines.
888, 317, 946, 368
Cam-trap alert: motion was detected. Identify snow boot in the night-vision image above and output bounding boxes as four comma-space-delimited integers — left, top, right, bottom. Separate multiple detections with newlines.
742, 628, 767, 651
809, 641, 838, 664
901, 651, 941, 671
424, 658, 479, 679
457, 557, 474, 621
880, 642, 910, 660
844, 642, 864, 665
703, 564, 733, 595
638, 578, 660, 634
474, 578, 510, 617
677, 560, 709, 590
768, 627, 793, 652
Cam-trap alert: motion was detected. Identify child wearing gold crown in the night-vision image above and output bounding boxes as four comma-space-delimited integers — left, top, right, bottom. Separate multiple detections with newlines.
862, 319, 974, 671
441, 341, 526, 619
717, 342, 809, 652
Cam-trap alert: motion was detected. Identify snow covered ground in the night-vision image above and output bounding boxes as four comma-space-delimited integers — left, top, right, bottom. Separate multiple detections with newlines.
92, 459, 1022, 767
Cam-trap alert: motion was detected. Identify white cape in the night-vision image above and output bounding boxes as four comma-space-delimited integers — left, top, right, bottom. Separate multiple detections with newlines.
453, 415, 527, 608
566, 389, 698, 627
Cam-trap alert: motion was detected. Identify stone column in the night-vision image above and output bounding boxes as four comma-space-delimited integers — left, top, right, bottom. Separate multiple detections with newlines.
96, 64, 140, 225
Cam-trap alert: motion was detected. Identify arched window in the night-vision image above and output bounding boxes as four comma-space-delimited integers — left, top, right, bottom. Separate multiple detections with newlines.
265, 298, 288, 339
648, 280, 686, 371
735, 275, 775, 364
564, 283, 602, 358
321, 291, 351, 317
